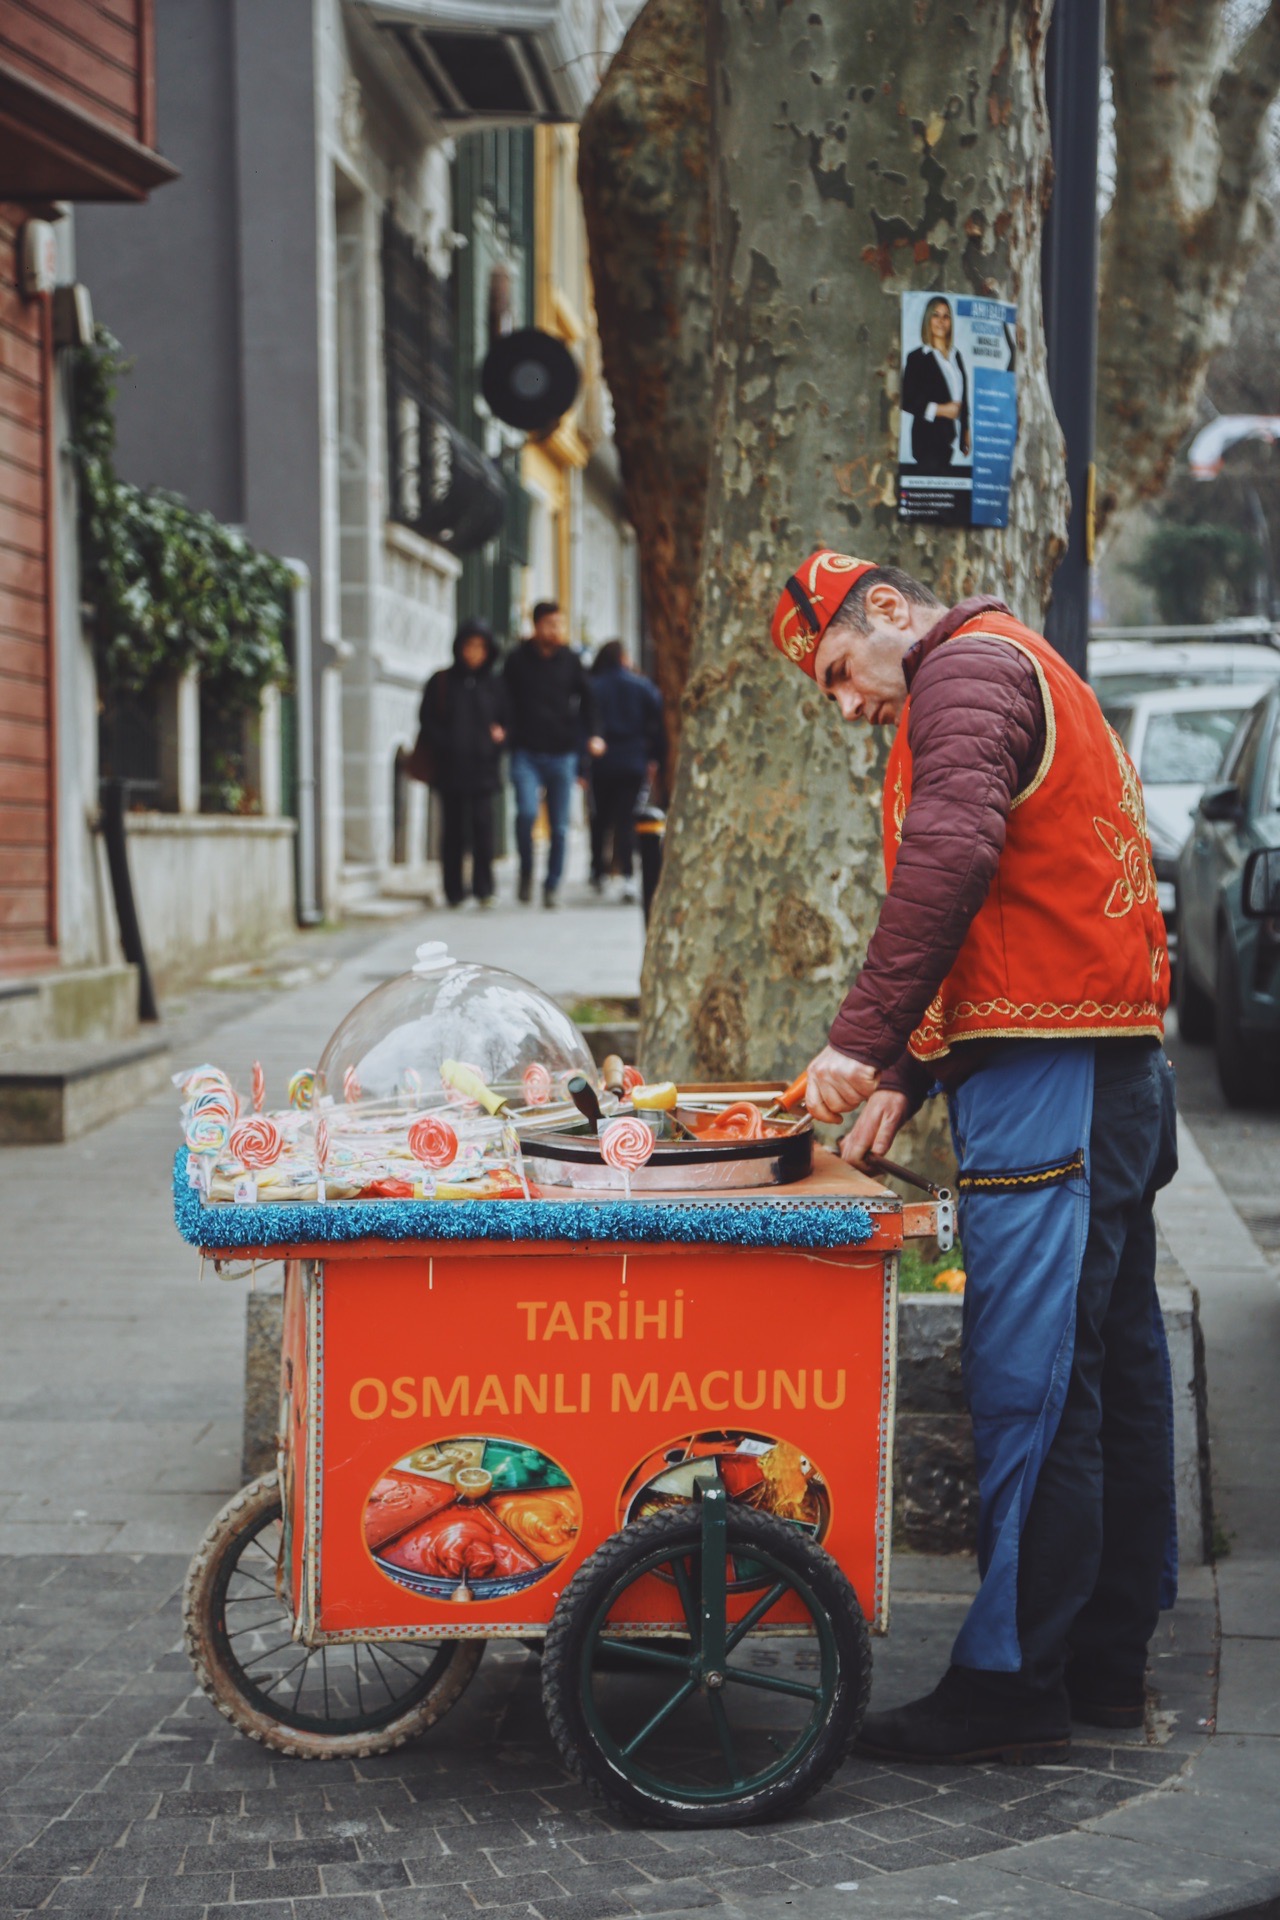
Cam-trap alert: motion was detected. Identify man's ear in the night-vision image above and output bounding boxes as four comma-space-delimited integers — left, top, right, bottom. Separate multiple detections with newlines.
864, 582, 909, 630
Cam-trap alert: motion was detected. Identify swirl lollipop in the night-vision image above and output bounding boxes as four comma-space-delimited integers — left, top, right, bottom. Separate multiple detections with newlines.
600, 1115, 655, 1198
185, 1109, 229, 1159
189, 1087, 235, 1124
229, 1116, 284, 1170
342, 1065, 362, 1105
522, 1061, 553, 1106
288, 1068, 316, 1111
408, 1114, 458, 1169
251, 1061, 265, 1114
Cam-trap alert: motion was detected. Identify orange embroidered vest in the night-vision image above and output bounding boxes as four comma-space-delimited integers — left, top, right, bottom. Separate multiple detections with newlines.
883, 610, 1169, 1063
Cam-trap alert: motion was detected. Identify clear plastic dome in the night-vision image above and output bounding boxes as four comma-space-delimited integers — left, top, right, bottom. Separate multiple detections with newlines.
315, 941, 599, 1115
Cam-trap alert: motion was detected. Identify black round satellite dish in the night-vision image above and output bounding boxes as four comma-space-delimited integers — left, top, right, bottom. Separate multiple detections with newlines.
481, 328, 581, 433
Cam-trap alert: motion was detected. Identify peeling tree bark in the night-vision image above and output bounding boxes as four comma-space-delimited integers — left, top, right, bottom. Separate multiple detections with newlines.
1097, 1, 1280, 539
637, 0, 1068, 1146
578, 0, 713, 763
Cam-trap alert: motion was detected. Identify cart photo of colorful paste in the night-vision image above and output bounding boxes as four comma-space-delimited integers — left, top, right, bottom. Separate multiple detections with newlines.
174, 946, 945, 1826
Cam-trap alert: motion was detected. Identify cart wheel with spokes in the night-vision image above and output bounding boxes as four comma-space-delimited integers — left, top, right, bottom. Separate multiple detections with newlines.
542, 1484, 871, 1826
184, 1475, 484, 1759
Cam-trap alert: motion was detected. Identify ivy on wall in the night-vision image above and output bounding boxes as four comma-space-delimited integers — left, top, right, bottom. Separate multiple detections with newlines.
71, 328, 293, 717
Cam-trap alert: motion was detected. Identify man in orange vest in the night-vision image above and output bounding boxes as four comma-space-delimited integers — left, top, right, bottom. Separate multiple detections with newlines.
772, 551, 1177, 1765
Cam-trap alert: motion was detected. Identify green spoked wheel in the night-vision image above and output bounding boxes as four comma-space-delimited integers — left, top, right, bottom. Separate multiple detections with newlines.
542, 1488, 871, 1826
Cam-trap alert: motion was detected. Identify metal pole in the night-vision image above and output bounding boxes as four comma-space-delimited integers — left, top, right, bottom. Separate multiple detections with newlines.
1041, 0, 1105, 679
284, 559, 323, 926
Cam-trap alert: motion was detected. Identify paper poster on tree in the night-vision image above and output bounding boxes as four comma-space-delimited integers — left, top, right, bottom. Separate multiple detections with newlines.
897, 293, 1018, 529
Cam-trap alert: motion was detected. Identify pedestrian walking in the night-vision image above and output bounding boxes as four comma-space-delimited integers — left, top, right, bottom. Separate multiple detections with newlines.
587, 641, 665, 902
504, 600, 604, 908
419, 618, 508, 910
772, 550, 1176, 1763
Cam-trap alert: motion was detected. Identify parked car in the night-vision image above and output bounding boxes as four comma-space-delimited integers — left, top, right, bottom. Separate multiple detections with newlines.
1089, 637, 1280, 704
1175, 686, 1280, 1105
1100, 684, 1272, 960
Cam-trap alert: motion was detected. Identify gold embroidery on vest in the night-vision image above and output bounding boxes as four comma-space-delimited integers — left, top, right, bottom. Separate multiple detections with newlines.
892, 769, 907, 846
1094, 725, 1157, 920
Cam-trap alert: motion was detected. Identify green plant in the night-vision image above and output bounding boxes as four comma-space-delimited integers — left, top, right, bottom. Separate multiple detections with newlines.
1125, 520, 1262, 626
898, 1241, 966, 1294
70, 328, 293, 715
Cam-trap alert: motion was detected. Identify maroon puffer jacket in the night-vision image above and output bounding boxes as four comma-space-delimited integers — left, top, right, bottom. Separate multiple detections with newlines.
827, 597, 1046, 1109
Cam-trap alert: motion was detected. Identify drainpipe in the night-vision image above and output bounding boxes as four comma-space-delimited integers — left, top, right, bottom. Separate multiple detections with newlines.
285, 559, 322, 925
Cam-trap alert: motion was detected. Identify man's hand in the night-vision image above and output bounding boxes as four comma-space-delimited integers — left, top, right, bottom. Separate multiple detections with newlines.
586, 736, 607, 758
804, 1046, 880, 1124
490, 724, 506, 744
840, 1090, 910, 1169
936, 401, 962, 420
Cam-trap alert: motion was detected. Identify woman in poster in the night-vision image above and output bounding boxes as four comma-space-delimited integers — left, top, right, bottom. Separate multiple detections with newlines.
902, 297, 970, 472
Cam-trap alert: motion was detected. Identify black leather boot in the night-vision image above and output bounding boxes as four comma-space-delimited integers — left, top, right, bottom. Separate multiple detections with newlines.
1065, 1657, 1147, 1730
854, 1665, 1071, 1765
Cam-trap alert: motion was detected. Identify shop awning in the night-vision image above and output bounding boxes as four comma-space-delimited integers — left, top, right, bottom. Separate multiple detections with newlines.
355, 0, 616, 122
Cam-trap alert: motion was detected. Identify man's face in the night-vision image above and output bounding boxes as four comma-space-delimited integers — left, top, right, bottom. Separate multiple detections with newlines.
533, 611, 567, 654
813, 587, 921, 728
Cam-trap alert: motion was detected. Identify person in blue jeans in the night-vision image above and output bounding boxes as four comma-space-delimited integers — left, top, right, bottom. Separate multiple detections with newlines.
503, 602, 604, 907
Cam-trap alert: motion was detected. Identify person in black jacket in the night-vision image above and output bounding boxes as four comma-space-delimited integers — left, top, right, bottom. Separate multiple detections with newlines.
901, 297, 970, 474
421, 619, 508, 909
587, 641, 665, 902
503, 601, 604, 908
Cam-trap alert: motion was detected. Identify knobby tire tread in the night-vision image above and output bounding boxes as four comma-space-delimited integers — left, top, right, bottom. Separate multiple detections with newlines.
541, 1503, 872, 1827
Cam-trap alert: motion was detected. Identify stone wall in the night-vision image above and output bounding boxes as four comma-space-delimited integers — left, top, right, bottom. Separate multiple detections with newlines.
122, 814, 297, 990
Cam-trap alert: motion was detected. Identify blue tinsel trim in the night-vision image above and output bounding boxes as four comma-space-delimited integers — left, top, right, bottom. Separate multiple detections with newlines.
172, 1150, 874, 1253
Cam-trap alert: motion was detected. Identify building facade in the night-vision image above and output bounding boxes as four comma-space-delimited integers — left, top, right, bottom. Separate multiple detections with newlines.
75, 0, 638, 935
0, 0, 176, 975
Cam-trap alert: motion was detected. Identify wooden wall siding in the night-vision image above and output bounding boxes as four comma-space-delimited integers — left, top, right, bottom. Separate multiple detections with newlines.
0, 204, 54, 958
0, 0, 146, 147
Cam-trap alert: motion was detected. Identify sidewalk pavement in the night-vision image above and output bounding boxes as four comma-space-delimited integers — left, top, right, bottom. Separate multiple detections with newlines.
0, 889, 1278, 1919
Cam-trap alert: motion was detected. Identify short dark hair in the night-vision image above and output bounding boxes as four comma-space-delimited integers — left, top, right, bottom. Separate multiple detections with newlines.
829, 566, 942, 636
532, 600, 560, 625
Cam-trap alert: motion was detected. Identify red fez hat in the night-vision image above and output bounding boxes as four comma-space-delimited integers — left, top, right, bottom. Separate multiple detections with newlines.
770, 549, 878, 680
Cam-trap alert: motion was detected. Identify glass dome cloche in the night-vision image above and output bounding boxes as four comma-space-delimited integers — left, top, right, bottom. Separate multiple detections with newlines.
315, 942, 599, 1117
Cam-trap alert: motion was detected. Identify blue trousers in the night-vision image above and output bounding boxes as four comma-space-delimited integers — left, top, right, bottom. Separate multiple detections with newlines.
511, 749, 577, 895
1014, 1042, 1179, 1692
947, 1039, 1178, 1686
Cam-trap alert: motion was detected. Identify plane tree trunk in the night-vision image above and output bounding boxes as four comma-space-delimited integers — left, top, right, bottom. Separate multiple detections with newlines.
637, 0, 1068, 1145
578, 0, 712, 767
1096, 1, 1280, 539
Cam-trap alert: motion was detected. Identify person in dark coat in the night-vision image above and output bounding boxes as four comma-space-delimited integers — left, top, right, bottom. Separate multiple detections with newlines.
503, 601, 604, 908
421, 618, 508, 909
587, 641, 665, 901
901, 296, 970, 473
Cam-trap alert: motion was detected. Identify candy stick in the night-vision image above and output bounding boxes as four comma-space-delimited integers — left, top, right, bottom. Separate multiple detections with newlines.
252, 1061, 265, 1113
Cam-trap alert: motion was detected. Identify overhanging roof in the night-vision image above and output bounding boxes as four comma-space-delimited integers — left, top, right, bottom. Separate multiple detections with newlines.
356, 0, 611, 123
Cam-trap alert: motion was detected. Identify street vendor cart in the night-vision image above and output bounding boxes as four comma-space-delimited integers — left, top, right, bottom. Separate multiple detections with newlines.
173, 947, 939, 1827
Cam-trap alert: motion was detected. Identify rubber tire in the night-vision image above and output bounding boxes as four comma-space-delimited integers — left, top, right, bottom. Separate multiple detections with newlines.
1174, 910, 1214, 1044
542, 1504, 872, 1828
183, 1474, 485, 1759
1215, 929, 1269, 1108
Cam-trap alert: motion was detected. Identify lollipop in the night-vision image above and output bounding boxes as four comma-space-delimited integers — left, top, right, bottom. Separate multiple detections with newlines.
600, 1115, 655, 1198
343, 1065, 362, 1104
251, 1061, 265, 1114
288, 1068, 316, 1110
408, 1114, 458, 1169
522, 1061, 553, 1106
229, 1116, 284, 1170
314, 1117, 329, 1170
621, 1065, 646, 1095
179, 1063, 233, 1099
189, 1087, 235, 1125
185, 1109, 229, 1158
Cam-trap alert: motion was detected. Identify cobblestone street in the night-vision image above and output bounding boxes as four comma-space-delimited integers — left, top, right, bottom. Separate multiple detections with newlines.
0, 1551, 1214, 1919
